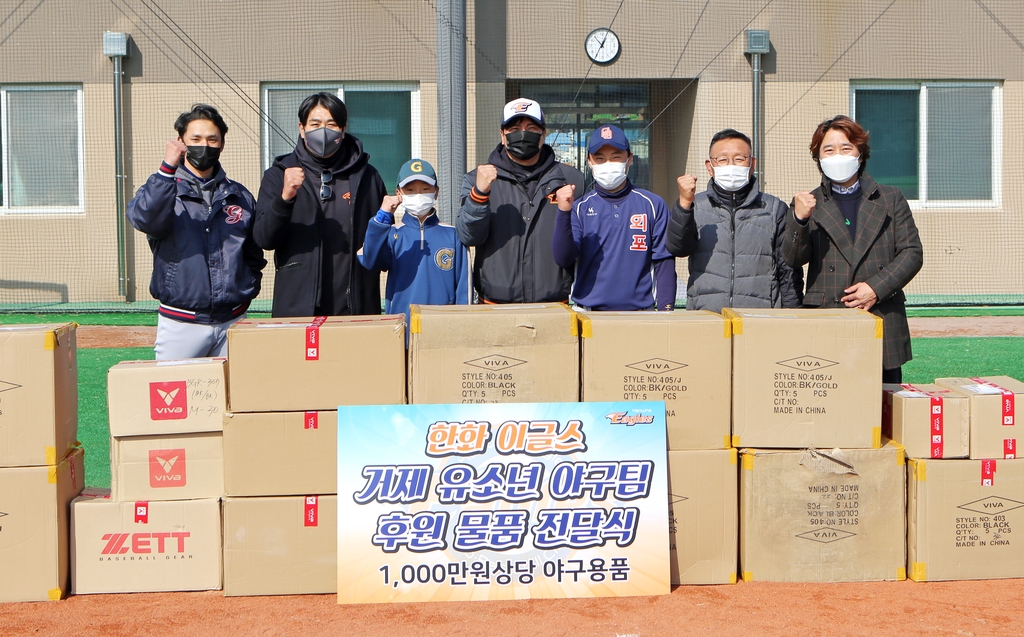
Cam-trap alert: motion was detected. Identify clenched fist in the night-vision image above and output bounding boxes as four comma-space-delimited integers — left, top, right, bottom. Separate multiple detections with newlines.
281, 167, 305, 202
676, 174, 698, 209
793, 192, 817, 220
380, 194, 402, 214
554, 184, 576, 212
164, 139, 187, 167
475, 164, 498, 194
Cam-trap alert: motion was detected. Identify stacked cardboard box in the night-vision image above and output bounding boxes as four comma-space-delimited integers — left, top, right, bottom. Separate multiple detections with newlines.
578, 311, 736, 584
222, 315, 405, 596
897, 376, 1024, 581
408, 304, 578, 404
722, 309, 905, 583
0, 323, 84, 602
883, 383, 970, 459
71, 358, 226, 594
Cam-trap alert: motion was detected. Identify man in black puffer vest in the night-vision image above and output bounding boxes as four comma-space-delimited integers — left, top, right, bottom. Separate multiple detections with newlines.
456, 98, 585, 304
667, 129, 803, 312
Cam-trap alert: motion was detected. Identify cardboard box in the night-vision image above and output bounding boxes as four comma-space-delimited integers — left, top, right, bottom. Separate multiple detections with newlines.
739, 441, 906, 582
668, 449, 738, 585
934, 376, 1023, 460
111, 432, 223, 502
883, 383, 970, 459
409, 304, 579, 404
107, 358, 226, 437
71, 489, 222, 593
226, 315, 406, 413
223, 411, 336, 497
724, 308, 883, 449
0, 323, 78, 467
907, 457, 1024, 581
581, 312, 731, 450
222, 495, 337, 596
0, 446, 84, 602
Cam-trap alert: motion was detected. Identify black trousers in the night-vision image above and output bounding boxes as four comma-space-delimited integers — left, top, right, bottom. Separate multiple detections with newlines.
882, 367, 903, 384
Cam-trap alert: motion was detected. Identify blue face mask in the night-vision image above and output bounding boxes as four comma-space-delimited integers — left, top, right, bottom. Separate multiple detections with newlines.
304, 126, 343, 159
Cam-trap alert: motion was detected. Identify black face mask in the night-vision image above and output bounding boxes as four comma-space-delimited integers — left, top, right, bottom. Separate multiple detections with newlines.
185, 145, 221, 172
304, 127, 344, 159
504, 130, 543, 161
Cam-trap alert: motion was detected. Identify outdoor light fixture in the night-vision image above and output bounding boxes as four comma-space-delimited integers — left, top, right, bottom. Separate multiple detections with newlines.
104, 31, 131, 299
746, 29, 770, 185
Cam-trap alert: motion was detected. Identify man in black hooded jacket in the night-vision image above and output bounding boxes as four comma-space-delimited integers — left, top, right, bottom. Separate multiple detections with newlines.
456, 98, 585, 304
255, 92, 386, 317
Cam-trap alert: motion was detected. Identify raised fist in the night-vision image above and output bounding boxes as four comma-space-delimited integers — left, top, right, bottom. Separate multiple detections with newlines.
164, 139, 187, 167
676, 174, 698, 209
475, 164, 498, 194
281, 167, 305, 201
554, 183, 576, 212
380, 194, 402, 214
793, 192, 817, 220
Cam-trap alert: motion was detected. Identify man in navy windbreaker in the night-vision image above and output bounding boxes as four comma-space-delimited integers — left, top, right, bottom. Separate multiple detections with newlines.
127, 104, 266, 360
358, 159, 470, 337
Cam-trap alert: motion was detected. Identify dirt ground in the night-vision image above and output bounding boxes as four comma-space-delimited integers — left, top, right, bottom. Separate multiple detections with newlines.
3, 579, 1023, 637
74, 316, 1024, 349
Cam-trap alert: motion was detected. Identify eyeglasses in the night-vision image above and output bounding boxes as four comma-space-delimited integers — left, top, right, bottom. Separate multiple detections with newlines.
319, 170, 333, 202
710, 156, 751, 166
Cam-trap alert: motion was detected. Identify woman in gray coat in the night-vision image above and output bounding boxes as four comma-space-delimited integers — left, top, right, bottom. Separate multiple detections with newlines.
783, 115, 923, 383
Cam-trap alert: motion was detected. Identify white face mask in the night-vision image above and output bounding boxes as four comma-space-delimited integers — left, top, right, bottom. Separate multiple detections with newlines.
819, 154, 860, 184
590, 161, 629, 191
712, 165, 751, 192
401, 193, 435, 218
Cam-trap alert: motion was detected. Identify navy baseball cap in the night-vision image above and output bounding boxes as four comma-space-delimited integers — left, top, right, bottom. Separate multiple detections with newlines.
397, 159, 437, 188
587, 124, 630, 154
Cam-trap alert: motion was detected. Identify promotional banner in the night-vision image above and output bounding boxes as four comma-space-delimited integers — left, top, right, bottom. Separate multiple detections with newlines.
337, 402, 669, 604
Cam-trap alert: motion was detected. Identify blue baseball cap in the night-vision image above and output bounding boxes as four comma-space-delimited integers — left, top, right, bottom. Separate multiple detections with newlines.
397, 159, 437, 188
587, 124, 630, 154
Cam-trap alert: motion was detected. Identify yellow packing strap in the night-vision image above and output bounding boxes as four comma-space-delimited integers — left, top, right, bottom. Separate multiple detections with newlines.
874, 314, 884, 339
721, 308, 742, 335
741, 451, 755, 471
729, 447, 738, 464
910, 562, 927, 582
578, 314, 593, 339
409, 305, 422, 334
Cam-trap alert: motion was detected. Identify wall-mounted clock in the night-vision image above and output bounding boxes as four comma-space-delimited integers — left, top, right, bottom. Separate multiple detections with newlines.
585, 28, 621, 66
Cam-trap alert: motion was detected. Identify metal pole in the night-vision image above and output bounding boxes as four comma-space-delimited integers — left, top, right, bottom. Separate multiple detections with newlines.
113, 54, 128, 298
436, 0, 466, 225
752, 52, 762, 185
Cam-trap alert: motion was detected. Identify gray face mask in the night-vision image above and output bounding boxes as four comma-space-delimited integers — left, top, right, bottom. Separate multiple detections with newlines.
304, 126, 343, 159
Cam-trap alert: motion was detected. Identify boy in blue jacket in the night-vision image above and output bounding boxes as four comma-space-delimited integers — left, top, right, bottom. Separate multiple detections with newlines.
358, 159, 471, 334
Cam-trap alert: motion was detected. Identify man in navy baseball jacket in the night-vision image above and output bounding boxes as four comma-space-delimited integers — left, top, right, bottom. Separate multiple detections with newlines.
551, 124, 676, 311
358, 158, 471, 338
127, 104, 266, 360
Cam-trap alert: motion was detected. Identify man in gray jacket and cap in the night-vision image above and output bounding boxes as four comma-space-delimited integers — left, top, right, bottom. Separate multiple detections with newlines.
667, 129, 802, 311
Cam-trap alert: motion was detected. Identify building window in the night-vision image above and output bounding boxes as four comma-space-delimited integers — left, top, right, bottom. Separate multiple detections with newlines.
261, 83, 420, 192
852, 81, 1001, 206
0, 85, 85, 214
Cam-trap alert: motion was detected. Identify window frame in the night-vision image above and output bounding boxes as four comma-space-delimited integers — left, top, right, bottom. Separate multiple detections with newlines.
260, 82, 420, 172
0, 84, 86, 215
850, 80, 1002, 209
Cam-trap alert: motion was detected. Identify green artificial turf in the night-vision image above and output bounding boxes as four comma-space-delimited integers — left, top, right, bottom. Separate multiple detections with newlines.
902, 337, 1024, 384
77, 347, 153, 488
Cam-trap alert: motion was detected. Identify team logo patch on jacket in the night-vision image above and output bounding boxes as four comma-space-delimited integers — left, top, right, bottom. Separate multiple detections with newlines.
223, 205, 244, 224
435, 248, 455, 271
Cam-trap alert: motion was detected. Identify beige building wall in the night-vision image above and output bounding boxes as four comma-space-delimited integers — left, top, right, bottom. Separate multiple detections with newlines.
2, 0, 1022, 306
